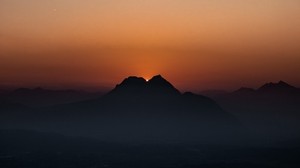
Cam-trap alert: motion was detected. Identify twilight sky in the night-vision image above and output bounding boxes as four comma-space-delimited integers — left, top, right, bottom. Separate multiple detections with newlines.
1, 0, 300, 91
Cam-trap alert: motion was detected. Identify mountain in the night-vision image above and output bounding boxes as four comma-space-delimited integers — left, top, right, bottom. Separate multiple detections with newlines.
107, 75, 181, 102
110, 75, 180, 97
211, 81, 300, 140
85, 75, 232, 119
147, 75, 181, 95
1, 75, 242, 143
231, 81, 300, 101
257, 81, 298, 94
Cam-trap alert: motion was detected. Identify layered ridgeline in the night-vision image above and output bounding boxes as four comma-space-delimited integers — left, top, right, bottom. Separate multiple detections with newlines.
1, 75, 243, 143
210, 81, 300, 140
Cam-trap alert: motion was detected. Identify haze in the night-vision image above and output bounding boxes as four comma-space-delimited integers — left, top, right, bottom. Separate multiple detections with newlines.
1, 0, 300, 91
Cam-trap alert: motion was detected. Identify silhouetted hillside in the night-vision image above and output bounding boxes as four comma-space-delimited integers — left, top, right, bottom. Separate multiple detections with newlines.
257, 81, 297, 93
109, 75, 180, 98
0, 75, 242, 144
1, 79, 300, 167
211, 81, 300, 141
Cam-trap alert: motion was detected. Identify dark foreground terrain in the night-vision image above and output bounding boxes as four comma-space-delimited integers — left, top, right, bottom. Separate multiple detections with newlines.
1, 76, 300, 168
1, 130, 300, 168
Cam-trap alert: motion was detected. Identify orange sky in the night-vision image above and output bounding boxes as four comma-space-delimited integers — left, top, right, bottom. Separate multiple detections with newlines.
1, 0, 300, 91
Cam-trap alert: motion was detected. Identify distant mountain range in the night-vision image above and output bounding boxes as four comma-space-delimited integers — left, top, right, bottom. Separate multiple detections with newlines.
208, 81, 300, 139
0, 75, 242, 143
258, 81, 297, 92
1, 77, 300, 143
200, 81, 299, 98
215, 80, 300, 106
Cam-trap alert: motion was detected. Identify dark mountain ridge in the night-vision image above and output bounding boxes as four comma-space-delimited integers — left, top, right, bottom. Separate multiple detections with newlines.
258, 81, 296, 92
211, 81, 300, 141
233, 80, 299, 94
1, 75, 243, 143
110, 75, 180, 97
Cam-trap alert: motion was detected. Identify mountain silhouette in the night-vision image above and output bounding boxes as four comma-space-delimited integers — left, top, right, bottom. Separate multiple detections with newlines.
97, 75, 229, 117
258, 81, 297, 93
2, 75, 241, 143
211, 81, 300, 140
109, 75, 180, 98
147, 75, 181, 95
114, 76, 147, 93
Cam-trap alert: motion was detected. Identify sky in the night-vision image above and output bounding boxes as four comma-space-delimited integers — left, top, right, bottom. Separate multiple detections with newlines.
1, 0, 300, 91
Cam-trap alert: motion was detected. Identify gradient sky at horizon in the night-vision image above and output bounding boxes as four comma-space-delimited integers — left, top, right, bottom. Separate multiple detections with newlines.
1, 0, 300, 91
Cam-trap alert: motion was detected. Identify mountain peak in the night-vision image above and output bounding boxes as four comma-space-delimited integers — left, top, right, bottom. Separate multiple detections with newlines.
149, 74, 163, 80
118, 76, 147, 87
147, 75, 180, 95
278, 80, 291, 87
258, 81, 296, 92
148, 75, 170, 85
110, 75, 180, 96
112, 76, 147, 94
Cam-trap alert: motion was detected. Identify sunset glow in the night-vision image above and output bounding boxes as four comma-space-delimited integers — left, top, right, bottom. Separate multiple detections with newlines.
1, 0, 300, 91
